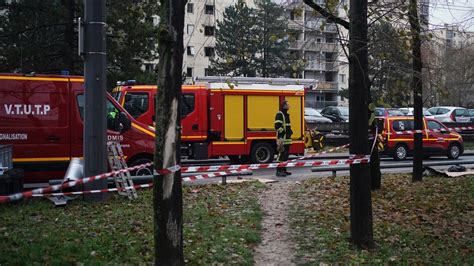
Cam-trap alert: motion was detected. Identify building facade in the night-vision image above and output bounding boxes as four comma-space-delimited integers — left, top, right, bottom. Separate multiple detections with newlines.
284, 0, 349, 109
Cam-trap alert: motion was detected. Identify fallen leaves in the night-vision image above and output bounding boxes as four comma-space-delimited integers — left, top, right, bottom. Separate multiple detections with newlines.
289, 174, 474, 264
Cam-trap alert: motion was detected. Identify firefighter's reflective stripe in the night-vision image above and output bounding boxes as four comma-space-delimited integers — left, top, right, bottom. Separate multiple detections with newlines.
313, 133, 325, 150
304, 131, 313, 148
377, 134, 384, 151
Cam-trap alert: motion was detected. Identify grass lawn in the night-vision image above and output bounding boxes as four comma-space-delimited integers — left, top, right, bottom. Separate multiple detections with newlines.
289, 174, 474, 264
0, 182, 264, 264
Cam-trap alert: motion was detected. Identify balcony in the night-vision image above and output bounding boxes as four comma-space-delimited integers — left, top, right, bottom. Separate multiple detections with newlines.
289, 40, 304, 50
288, 20, 304, 30
305, 62, 325, 71
324, 23, 338, 32
305, 42, 337, 52
317, 82, 339, 91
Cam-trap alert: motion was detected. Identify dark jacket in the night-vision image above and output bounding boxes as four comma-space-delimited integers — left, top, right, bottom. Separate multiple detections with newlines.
275, 109, 293, 142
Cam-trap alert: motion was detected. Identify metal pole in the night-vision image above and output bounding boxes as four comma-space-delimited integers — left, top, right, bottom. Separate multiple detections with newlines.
83, 0, 107, 202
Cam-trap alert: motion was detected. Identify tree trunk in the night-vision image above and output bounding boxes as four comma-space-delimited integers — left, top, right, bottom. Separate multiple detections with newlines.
348, 0, 374, 248
409, 0, 423, 182
154, 0, 186, 265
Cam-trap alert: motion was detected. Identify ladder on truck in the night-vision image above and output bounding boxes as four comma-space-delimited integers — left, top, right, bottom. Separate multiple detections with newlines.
107, 141, 137, 199
194, 76, 317, 86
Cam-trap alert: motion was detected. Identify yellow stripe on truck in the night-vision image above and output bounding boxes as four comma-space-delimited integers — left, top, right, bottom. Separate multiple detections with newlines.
13, 157, 71, 162
132, 123, 155, 137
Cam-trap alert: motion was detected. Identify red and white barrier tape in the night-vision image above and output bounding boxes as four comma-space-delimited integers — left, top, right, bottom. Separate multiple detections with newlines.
31, 169, 253, 197
296, 144, 350, 160
183, 169, 251, 182
178, 155, 370, 174
1, 152, 370, 203
31, 183, 153, 198
390, 126, 473, 135
0, 163, 153, 203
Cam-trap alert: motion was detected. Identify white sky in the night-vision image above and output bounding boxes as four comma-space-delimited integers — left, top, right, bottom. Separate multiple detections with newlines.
429, 0, 474, 31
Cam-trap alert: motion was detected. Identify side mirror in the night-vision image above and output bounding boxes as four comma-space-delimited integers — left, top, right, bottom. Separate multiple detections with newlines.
117, 112, 131, 132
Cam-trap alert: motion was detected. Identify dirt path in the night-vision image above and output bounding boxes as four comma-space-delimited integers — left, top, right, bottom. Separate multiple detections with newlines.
254, 181, 296, 265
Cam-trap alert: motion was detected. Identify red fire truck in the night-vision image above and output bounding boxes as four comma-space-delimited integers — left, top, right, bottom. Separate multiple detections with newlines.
0, 74, 155, 182
112, 77, 312, 163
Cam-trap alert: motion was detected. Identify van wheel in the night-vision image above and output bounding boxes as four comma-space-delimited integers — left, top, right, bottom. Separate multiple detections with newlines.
447, 143, 461, 159
250, 142, 274, 164
129, 158, 153, 176
393, 144, 408, 161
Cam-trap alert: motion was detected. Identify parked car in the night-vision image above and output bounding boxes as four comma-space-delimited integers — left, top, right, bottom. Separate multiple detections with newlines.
398, 107, 431, 116
374, 107, 405, 117
426, 106, 470, 122
467, 109, 474, 122
304, 107, 332, 123
378, 116, 464, 160
320, 106, 349, 122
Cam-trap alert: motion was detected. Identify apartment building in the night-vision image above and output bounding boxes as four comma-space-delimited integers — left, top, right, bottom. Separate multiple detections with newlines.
284, 0, 349, 109
182, 0, 258, 83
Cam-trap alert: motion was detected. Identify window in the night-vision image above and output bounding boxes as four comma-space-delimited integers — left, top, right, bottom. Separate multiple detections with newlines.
427, 120, 443, 130
144, 63, 155, 73
325, 52, 334, 62
290, 10, 295, 20
181, 94, 195, 117
204, 47, 215, 57
187, 46, 195, 56
186, 67, 193, 77
339, 74, 345, 83
187, 24, 194, 34
204, 68, 213, 76
325, 72, 334, 82
76, 94, 122, 131
187, 3, 194, 13
427, 107, 438, 115
124, 92, 149, 119
325, 34, 334, 43
453, 109, 466, 116
392, 120, 414, 131
204, 26, 215, 36
437, 108, 450, 115
205, 5, 214, 15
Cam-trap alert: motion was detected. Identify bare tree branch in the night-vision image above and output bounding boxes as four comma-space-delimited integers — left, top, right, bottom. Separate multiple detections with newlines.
302, 0, 349, 29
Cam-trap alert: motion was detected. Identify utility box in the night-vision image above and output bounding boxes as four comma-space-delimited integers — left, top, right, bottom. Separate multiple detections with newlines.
0, 145, 13, 175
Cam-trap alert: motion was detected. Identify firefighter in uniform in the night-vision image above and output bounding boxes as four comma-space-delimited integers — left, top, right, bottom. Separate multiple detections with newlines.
275, 100, 293, 177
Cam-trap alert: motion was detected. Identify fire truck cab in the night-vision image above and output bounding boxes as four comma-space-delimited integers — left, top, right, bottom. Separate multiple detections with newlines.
112, 77, 311, 163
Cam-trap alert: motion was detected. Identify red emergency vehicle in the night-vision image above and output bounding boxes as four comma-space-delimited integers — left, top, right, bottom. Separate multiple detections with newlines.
379, 116, 464, 160
111, 78, 309, 163
0, 74, 155, 183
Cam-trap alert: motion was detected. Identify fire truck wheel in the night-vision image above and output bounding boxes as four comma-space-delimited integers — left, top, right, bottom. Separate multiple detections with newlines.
250, 142, 275, 164
393, 144, 408, 161
447, 143, 461, 160
129, 158, 153, 176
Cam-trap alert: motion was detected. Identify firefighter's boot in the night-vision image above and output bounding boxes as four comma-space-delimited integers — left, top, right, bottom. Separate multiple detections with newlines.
284, 167, 292, 176
276, 167, 287, 177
